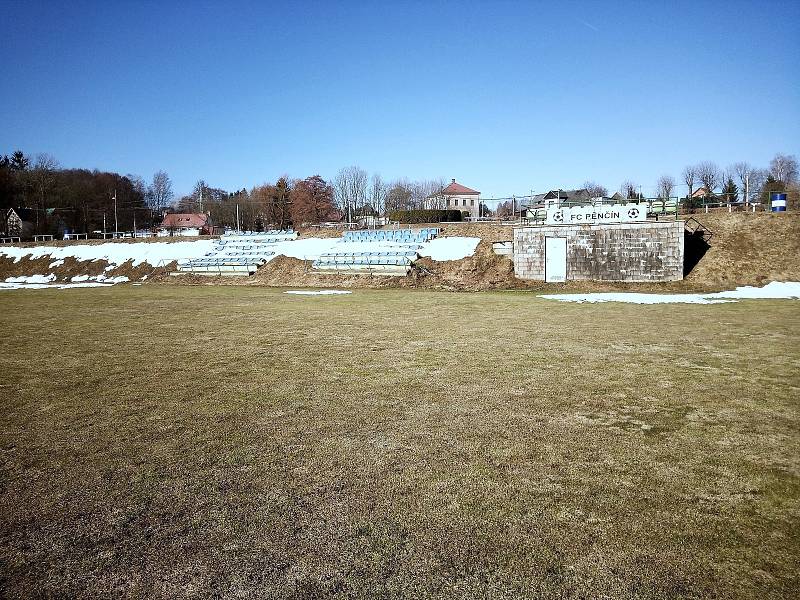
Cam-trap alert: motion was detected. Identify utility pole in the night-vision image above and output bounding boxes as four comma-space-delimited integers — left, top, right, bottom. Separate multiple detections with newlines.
236, 203, 240, 232
113, 190, 118, 233
199, 186, 203, 212
745, 173, 750, 207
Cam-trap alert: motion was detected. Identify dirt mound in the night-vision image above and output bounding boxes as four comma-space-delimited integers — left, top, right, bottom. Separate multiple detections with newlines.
413, 240, 521, 291
296, 227, 343, 239
438, 222, 514, 241
683, 212, 800, 288
250, 256, 405, 289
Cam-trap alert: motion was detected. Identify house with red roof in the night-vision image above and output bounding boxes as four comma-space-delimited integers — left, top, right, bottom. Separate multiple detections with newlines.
158, 212, 216, 237
425, 179, 482, 219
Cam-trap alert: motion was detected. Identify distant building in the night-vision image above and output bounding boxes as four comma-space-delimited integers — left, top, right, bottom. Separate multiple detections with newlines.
691, 187, 710, 198
158, 212, 216, 236
4, 208, 34, 238
425, 179, 481, 218
527, 189, 626, 209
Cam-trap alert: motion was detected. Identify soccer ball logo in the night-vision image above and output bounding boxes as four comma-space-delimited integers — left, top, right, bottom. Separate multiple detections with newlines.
628, 207, 640, 219
553, 210, 564, 223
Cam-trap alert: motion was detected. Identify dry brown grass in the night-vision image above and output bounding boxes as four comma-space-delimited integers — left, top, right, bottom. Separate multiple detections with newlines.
0, 286, 798, 598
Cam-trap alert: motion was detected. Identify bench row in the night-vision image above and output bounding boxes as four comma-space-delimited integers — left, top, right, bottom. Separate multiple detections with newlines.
313, 256, 414, 267
341, 228, 440, 243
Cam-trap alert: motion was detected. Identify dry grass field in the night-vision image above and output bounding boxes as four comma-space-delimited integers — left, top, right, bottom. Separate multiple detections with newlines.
1, 286, 798, 598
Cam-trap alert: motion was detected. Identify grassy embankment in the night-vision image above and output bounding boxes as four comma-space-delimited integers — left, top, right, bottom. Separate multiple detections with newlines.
0, 286, 798, 598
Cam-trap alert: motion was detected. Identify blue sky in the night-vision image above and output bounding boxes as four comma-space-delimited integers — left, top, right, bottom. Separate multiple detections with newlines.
3, 0, 799, 198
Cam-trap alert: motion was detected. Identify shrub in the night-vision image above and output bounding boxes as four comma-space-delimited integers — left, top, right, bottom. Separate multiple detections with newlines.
387, 209, 463, 223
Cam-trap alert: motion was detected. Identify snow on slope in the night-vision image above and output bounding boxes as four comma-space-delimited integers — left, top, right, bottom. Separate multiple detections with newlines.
0, 236, 480, 268
0, 240, 217, 268
540, 282, 800, 304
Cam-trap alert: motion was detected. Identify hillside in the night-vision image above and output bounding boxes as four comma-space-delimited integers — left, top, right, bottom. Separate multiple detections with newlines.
680, 212, 800, 289
0, 213, 797, 292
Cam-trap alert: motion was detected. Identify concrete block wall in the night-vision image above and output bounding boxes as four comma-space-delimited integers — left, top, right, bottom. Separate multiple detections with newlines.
513, 221, 684, 282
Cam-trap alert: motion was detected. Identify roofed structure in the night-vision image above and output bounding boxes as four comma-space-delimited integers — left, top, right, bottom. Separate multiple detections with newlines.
441, 179, 480, 196
425, 179, 483, 218
160, 213, 211, 229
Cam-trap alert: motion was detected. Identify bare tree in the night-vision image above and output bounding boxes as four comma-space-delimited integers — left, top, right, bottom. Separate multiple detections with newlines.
770, 153, 798, 185
128, 174, 146, 198
31, 153, 60, 233
385, 180, 413, 212
333, 166, 368, 222
682, 165, 696, 198
732, 162, 753, 204
149, 170, 173, 214
582, 181, 608, 198
749, 168, 770, 205
696, 161, 721, 196
619, 180, 639, 199
408, 179, 445, 210
656, 175, 675, 200
369, 173, 387, 216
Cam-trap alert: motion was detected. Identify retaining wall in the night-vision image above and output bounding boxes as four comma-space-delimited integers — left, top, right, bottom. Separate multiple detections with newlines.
513, 221, 684, 281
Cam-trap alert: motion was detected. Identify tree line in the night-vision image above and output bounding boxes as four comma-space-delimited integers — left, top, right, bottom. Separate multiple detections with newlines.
0, 151, 152, 236
580, 153, 798, 207
2, 149, 797, 236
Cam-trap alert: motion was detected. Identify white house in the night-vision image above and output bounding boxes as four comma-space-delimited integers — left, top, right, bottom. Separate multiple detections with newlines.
426, 179, 481, 218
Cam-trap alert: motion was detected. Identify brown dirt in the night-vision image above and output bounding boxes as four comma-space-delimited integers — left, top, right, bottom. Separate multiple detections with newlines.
0, 255, 172, 284
297, 227, 345, 239
681, 212, 800, 288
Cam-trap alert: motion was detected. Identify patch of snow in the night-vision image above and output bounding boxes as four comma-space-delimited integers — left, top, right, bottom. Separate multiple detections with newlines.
0, 240, 217, 269
0, 281, 116, 290
1, 272, 129, 291
49, 259, 64, 268
419, 237, 481, 261
706, 281, 800, 300
4, 274, 56, 284
70, 274, 129, 284
540, 282, 800, 304
270, 238, 341, 261
284, 290, 352, 295
141, 274, 148, 280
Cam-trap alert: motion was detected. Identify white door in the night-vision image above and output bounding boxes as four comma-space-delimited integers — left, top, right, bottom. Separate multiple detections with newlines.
545, 237, 567, 282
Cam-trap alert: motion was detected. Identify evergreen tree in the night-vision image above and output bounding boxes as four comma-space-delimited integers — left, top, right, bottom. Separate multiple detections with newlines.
272, 177, 291, 230
10, 150, 29, 171
759, 175, 785, 205
721, 177, 739, 203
